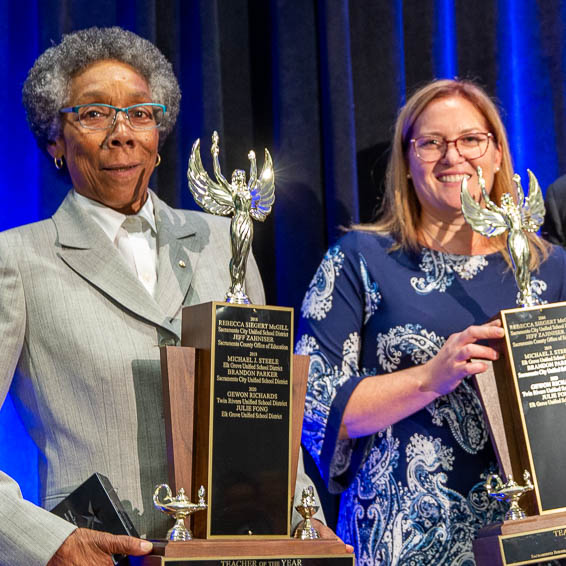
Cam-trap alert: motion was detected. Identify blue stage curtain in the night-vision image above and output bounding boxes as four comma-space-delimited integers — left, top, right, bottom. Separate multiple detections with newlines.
1, 0, 565, 519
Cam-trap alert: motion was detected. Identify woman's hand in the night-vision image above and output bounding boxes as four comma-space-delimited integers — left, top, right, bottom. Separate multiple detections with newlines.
310, 519, 354, 553
47, 528, 153, 566
340, 319, 505, 439
420, 319, 504, 396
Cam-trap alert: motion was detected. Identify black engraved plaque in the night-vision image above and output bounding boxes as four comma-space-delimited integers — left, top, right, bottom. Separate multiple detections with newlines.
502, 302, 566, 513
210, 304, 292, 536
501, 526, 566, 564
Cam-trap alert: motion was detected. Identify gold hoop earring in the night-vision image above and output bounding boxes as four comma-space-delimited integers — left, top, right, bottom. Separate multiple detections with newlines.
54, 156, 64, 170
155, 154, 161, 167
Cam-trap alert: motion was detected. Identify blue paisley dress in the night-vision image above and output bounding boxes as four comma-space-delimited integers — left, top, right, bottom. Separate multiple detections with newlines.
296, 231, 566, 566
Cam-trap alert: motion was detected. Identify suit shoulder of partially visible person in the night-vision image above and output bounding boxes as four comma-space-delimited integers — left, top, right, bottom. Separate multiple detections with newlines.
542, 174, 566, 246
540, 242, 566, 301
546, 174, 566, 198
540, 242, 566, 281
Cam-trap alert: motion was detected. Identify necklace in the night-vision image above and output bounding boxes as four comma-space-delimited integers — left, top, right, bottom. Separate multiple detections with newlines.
419, 226, 458, 255
419, 225, 500, 256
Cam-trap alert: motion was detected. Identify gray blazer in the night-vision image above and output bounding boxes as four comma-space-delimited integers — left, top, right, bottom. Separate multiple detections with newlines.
0, 191, 267, 565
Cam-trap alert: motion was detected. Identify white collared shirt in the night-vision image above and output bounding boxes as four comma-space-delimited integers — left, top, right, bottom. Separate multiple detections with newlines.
73, 190, 158, 296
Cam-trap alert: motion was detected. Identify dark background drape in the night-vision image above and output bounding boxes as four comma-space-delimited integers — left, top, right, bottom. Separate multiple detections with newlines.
2, 0, 566, 526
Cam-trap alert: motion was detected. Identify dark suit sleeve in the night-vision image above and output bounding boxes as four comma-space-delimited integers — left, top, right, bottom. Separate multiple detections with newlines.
542, 177, 566, 246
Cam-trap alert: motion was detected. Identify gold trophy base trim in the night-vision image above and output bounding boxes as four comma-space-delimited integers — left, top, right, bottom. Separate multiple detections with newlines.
293, 519, 320, 540
147, 538, 350, 559
166, 519, 194, 542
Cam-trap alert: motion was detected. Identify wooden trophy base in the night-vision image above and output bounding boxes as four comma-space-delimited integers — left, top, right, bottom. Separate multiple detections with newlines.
132, 538, 353, 565
474, 511, 566, 565
150, 303, 354, 565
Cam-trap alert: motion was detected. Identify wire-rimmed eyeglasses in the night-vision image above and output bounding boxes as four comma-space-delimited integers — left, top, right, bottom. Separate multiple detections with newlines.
410, 132, 493, 162
59, 103, 167, 131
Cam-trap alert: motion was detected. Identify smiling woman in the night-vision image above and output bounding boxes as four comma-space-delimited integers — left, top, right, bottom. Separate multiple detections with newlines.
0, 27, 269, 566
406, 95, 502, 253
0, 25, 333, 566
296, 79, 564, 565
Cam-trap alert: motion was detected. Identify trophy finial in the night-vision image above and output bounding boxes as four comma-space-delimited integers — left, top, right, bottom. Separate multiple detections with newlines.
461, 166, 545, 308
485, 471, 534, 521
187, 132, 275, 304
293, 486, 321, 540
153, 484, 207, 541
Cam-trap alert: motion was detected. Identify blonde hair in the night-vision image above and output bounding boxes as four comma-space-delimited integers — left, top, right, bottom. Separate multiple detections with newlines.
354, 79, 549, 270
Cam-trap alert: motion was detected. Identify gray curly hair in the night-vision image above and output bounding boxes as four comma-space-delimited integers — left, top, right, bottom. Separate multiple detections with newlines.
22, 26, 181, 153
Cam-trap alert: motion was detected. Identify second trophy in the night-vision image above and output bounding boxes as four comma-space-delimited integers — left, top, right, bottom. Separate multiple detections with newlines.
462, 167, 566, 565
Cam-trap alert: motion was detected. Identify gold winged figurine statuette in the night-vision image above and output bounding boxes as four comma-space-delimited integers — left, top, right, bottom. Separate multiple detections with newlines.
461, 166, 545, 307
187, 131, 275, 304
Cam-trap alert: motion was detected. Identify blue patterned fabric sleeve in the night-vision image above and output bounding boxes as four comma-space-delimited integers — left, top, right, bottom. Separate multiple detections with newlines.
296, 233, 378, 493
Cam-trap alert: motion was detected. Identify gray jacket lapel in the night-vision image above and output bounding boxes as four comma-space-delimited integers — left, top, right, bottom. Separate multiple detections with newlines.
152, 193, 202, 318
52, 192, 177, 335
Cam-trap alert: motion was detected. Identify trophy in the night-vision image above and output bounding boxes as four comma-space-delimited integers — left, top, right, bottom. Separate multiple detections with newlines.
462, 167, 566, 565
142, 132, 352, 565
141, 131, 351, 566
182, 132, 292, 538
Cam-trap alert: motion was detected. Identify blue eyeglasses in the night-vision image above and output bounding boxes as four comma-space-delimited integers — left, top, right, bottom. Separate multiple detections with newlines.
59, 103, 166, 131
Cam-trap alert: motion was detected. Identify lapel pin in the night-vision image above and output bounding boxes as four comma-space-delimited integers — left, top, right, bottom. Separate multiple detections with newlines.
178, 260, 186, 269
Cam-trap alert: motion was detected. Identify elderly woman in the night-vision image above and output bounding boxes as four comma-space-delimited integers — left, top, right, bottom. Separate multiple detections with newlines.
297, 79, 566, 565
0, 27, 269, 566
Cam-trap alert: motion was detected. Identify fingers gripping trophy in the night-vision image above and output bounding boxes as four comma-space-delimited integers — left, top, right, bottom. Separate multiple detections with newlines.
188, 131, 275, 304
